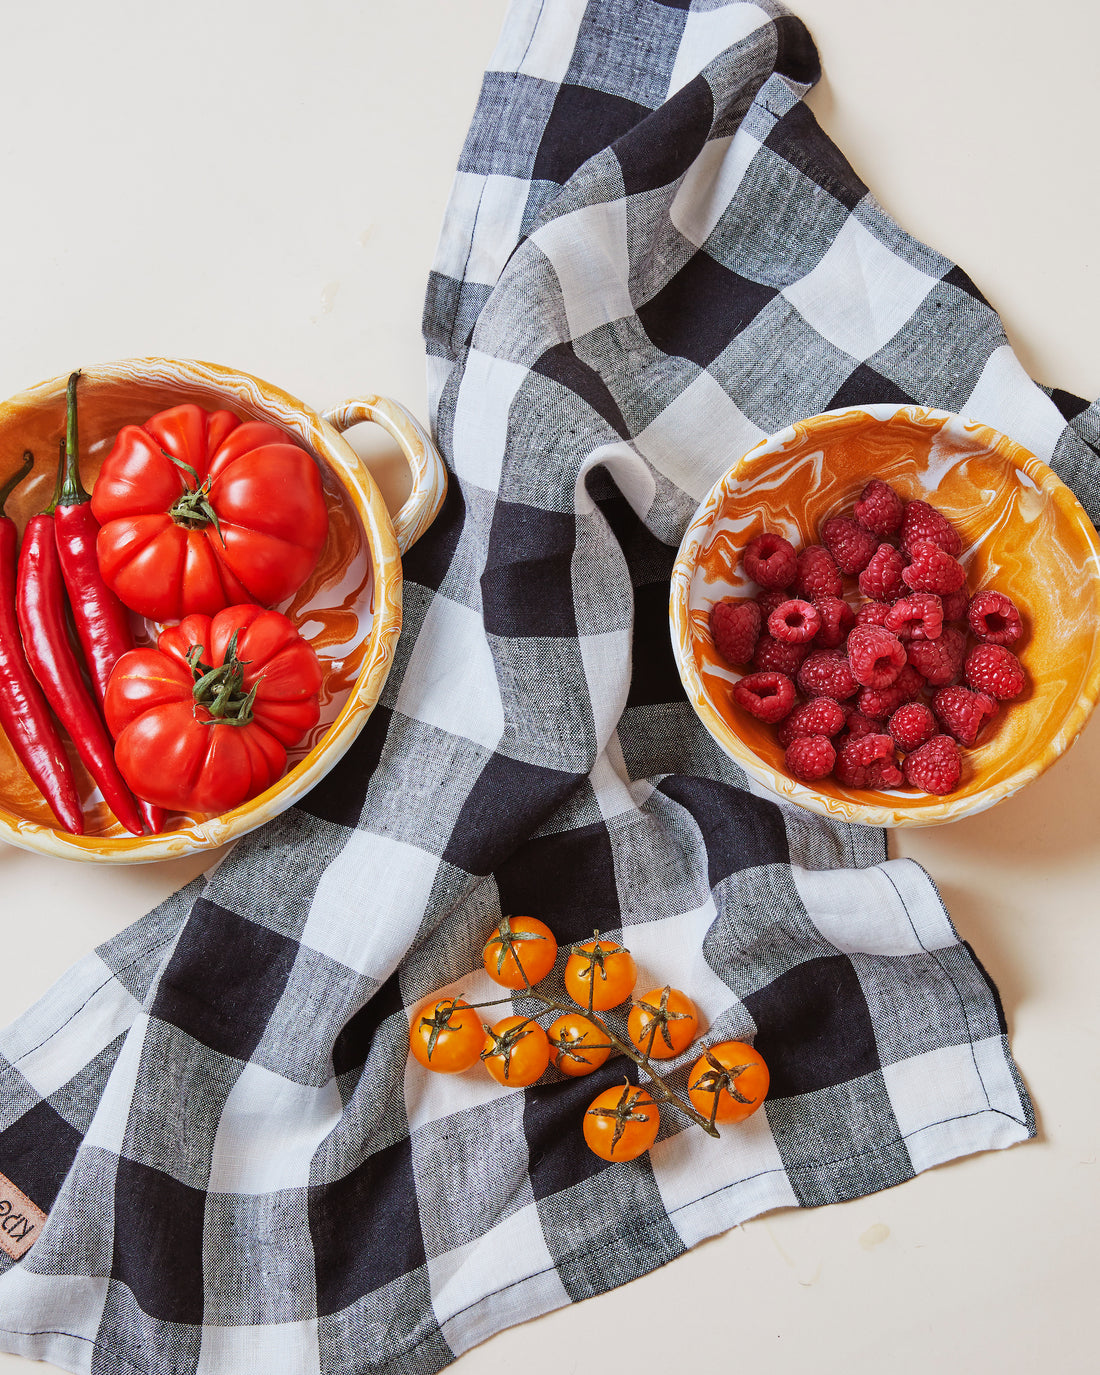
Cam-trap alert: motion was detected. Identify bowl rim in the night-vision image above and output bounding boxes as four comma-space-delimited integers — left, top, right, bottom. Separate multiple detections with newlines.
0, 356, 404, 862
669, 402, 1100, 827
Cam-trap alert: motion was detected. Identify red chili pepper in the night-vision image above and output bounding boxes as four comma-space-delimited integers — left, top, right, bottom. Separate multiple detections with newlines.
53, 372, 164, 835
16, 442, 144, 837
0, 452, 84, 833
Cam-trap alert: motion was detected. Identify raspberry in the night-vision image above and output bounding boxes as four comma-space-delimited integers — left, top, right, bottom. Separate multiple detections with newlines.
785, 735, 836, 782
857, 680, 913, 721
858, 543, 907, 602
776, 697, 847, 747
756, 588, 789, 619
856, 665, 922, 720
731, 671, 796, 723
940, 590, 969, 622
866, 758, 904, 788
812, 595, 855, 649
901, 540, 967, 595
821, 515, 878, 575
900, 500, 962, 557
854, 479, 905, 536
932, 686, 998, 746
846, 626, 907, 688
768, 599, 821, 644
835, 733, 898, 788
887, 701, 936, 752
709, 598, 761, 666
885, 592, 943, 642
752, 633, 810, 677
794, 544, 842, 600
906, 625, 967, 686
742, 532, 797, 589
964, 643, 1027, 701
903, 734, 962, 795
967, 590, 1023, 646
855, 600, 892, 628
844, 710, 881, 738
797, 651, 858, 701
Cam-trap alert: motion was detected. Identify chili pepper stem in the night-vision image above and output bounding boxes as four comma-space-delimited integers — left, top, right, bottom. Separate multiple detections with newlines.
51, 372, 91, 510
0, 452, 33, 514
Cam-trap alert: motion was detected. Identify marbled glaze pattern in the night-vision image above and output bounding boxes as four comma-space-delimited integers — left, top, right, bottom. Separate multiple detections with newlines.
0, 358, 447, 861
671, 405, 1100, 827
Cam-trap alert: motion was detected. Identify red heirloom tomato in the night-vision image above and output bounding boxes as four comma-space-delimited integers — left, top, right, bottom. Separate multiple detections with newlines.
104, 604, 322, 813
91, 403, 329, 620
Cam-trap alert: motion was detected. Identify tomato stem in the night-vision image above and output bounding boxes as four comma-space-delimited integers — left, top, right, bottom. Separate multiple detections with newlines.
187, 631, 259, 727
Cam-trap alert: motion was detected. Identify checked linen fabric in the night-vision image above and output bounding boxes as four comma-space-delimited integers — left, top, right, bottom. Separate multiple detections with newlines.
3, 1, 1098, 1372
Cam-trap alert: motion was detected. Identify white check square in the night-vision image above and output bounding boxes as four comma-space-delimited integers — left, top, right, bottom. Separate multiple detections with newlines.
533, 200, 634, 341
395, 594, 505, 751
666, 4, 772, 97
783, 215, 938, 361
196, 1320, 320, 1374
302, 831, 442, 980
634, 368, 767, 501
207, 1062, 342, 1196
428, 1202, 558, 1326
451, 348, 530, 494
960, 344, 1067, 460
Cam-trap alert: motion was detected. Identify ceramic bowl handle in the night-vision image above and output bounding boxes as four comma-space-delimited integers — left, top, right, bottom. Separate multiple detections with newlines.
322, 396, 448, 555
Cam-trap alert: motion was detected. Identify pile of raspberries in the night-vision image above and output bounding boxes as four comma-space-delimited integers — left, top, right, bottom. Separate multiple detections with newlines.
708, 480, 1028, 795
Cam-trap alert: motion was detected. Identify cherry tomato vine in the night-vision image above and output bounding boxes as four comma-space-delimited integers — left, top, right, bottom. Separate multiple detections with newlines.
409, 916, 771, 1157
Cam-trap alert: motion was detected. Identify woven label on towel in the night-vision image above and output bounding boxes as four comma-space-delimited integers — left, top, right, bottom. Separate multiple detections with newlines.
0, 1172, 45, 1260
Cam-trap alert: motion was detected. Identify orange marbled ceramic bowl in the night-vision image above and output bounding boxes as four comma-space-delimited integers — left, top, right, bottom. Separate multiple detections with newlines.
0, 358, 447, 862
670, 404, 1100, 826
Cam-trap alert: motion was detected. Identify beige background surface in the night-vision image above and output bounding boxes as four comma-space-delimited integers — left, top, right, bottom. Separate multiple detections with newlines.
0, 1, 1097, 1371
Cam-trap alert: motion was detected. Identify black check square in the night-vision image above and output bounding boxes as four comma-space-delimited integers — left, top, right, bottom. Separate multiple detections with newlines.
496, 819, 621, 946
744, 954, 881, 1098
481, 501, 578, 638
443, 751, 583, 877
309, 1136, 426, 1316
764, 100, 868, 211
0, 1099, 82, 1213
533, 83, 649, 186
615, 73, 713, 194
658, 775, 790, 882
149, 900, 298, 1064
637, 250, 779, 367
111, 1158, 207, 1325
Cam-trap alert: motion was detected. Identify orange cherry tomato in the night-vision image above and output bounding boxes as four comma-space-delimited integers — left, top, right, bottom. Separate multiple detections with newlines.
627, 987, 698, 1060
583, 1083, 660, 1161
564, 936, 637, 1011
547, 1013, 612, 1077
409, 998, 484, 1074
687, 1041, 769, 1125
481, 1016, 551, 1087
482, 915, 558, 989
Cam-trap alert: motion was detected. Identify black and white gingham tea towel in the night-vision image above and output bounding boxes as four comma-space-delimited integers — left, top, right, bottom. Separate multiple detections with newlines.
3, 2, 1098, 1372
